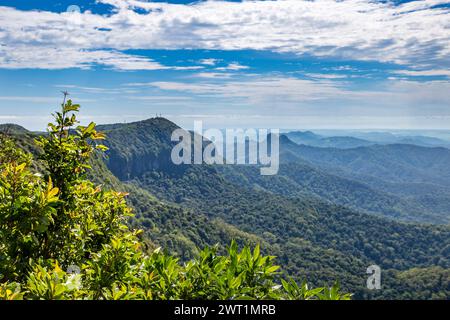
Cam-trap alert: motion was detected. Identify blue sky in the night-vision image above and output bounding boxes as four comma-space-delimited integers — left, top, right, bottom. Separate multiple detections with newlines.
0, 0, 449, 130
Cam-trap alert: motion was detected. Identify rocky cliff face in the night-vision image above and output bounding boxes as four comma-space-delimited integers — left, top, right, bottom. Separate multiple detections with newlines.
98, 117, 189, 180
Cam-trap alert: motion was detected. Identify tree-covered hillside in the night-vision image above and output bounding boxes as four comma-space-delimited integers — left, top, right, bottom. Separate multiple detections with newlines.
282, 141, 450, 186
87, 117, 450, 299
279, 135, 450, 223
2, 106, 449, 300
0, 101, 350, 300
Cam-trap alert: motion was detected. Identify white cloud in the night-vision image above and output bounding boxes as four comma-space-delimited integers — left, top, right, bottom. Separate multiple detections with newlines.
0, 0, 449, 70
393, 69, 450, 77
0, 44, 205, 70
216, 63, 250, 71
141, 76, 355, 103
304, 73, 348, 79
0, 46, 168, 70
192, 72, 234, 79
199, 58, 221, 66
54, 84, 127, 94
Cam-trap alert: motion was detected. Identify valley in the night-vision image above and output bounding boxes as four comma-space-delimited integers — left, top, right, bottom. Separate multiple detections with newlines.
2, 119, 450, 300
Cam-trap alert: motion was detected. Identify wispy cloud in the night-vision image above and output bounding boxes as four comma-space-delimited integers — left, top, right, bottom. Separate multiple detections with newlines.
304, 73, 348, 79
393, 69, 450, 77
130, 75, 450, 112
216, 63, 249, 71
54, 85, 123, 94
199, 59, 221, 66
0, 45, 169, 70
145, 77, 343, 101
191, 72, 234, 79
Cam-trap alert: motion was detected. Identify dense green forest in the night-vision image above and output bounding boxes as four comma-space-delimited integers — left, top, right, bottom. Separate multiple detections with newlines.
279, 136, 450, 224
96, 117, 450, 299
1, 100, 449, 300
0, 101, 350, 300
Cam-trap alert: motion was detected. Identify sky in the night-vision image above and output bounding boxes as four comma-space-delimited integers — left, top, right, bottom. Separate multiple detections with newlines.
0, 0, 449, 130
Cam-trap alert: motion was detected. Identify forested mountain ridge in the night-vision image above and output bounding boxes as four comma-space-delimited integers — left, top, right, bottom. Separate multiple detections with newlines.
282, 141, 450, 186
0, 124, 31, 135
285, 131, 375, 149
278, 135, 450, 223
2, 104, 354, 301
97, 118, 179, 180
92, 117, 449, 299
92, 156, 270, 261
217, 163, 446, 224
1, 124, 262, 263
2, 117, 450, 299
101, 123, 449, 225
285, 130, 450, 149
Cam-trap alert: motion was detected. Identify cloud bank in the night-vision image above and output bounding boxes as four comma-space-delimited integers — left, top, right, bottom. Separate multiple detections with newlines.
0, 0, 449, 70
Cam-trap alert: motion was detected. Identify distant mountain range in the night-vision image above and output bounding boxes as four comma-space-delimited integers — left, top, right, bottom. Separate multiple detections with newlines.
278, 136, 450, 223
285, 130, 450, 149
285, 131, 375, 148
2, 119, 450, 299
